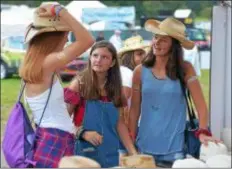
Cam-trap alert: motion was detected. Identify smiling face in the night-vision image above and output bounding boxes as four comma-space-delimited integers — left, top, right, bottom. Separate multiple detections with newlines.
90, 47, 114, 73
152, 34, 172, 57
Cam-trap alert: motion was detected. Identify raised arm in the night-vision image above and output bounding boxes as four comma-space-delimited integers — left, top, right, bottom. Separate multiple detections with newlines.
40, 4, 95, 71
128, 65, 142, 142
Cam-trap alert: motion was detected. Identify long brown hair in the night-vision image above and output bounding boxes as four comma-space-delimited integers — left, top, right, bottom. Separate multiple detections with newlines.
78, 41, 124, 107
19, 31, 66, 83
120, 51, 136, 71
142, 38, 185, 80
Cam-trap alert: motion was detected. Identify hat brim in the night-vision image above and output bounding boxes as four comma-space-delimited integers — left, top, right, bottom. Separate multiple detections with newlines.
24, 24, 70, 44
118, 44, 150, 57
145, 19, 195, 50
58, 156, 101, 168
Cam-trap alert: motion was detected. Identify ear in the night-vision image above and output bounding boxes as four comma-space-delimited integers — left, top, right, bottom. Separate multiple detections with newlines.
110, 59, 116, 67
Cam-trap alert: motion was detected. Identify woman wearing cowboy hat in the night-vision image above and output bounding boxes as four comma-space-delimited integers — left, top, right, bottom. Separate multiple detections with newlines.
118, 35, 149, 124
128, 17, 220, 166
19, 2, 94, 168
64, 41, 137, 168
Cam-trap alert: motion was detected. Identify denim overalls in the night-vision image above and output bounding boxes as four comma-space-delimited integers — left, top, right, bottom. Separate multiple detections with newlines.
75, 100, 120, 168
136, 66, 187, 163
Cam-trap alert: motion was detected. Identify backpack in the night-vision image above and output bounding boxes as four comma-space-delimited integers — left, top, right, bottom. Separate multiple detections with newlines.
2, 75, 54, 168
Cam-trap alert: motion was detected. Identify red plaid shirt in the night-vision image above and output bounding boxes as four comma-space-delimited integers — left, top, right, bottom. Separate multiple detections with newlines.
64, 88, 109, 127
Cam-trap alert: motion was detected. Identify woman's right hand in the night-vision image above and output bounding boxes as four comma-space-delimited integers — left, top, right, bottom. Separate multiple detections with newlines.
82, 131, 103, 146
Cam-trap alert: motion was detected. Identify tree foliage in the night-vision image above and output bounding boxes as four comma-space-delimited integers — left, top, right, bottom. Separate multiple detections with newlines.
1, 0, 216, 20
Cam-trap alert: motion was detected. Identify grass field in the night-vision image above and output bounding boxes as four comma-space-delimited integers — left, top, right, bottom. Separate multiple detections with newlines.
0, 70, 210, 134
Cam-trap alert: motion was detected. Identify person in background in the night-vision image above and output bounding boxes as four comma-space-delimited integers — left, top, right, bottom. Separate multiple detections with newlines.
183, 44, 201, 77
19, 2, 94, 168
64, 41, 137, 168
109, 29, 123, 52
129, 17, 219, 167
118, 35, 149, 124
96, 31, 105, 42
117, 35, 148, 164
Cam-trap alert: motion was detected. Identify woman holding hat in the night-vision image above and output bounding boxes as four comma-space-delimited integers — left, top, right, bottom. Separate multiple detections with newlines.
64, 41, 137, 168
118, 35, 149, 124
128, 17, 219, 165
19, 2, 94, 168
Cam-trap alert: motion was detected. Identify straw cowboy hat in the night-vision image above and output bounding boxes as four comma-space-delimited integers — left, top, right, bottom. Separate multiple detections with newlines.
120, 154, 156, 168
24, 2, 71, 43
58, 156, 101, 168
118, 35, 150, 57
144, 17, 195, 50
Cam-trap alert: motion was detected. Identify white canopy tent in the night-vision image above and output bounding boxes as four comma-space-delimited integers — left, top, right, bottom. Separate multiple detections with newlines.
66, 1, 107, 23
1, 5, 35, 25
1, 5, 35, 38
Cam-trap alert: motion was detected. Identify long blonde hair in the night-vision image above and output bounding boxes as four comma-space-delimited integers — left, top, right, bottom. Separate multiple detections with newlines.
19, 31, 66, 83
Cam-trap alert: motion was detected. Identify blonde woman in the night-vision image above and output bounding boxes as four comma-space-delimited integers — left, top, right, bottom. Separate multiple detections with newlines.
19, 2, 94, 168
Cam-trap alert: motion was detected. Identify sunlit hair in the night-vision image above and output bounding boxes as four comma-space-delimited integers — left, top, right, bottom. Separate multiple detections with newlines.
77, 41, 125, 107
19, 31, 66, 83
142, 38, 185, 80
120, 51, 136, 71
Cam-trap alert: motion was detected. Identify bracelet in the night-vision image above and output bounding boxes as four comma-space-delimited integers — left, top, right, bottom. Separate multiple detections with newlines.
194, 128, 212, 139
129, 131, 136, 141
55, 5, 64, 17
76, 126, 85, 140
50, 4, 59, 16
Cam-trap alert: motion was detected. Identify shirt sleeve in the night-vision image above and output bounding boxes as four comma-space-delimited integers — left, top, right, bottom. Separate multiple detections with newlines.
120, 67, 133, 88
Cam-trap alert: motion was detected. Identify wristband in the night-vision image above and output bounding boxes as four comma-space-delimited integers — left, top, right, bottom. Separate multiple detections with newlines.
194, 128, 212, 138
129, 132, 136, 141
55, 5, 64, 17
50, 5, 57, 16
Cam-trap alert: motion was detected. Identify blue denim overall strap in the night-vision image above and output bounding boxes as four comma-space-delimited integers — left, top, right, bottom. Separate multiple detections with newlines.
76, 100, 120, 168
136, 66, 186, 162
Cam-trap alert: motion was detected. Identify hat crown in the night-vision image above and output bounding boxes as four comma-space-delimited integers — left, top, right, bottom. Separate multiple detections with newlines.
123, 35, 144, 48
33, 8, 65, 28
32, 2, 67, 28
159, 17, 186, 37
24, 2, 70, 43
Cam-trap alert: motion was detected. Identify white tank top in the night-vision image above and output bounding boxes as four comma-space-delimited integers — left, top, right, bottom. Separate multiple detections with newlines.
25, 80, 75, 134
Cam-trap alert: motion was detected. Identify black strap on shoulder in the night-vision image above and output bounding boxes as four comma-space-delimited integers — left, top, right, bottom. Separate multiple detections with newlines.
19, 73, 56, 127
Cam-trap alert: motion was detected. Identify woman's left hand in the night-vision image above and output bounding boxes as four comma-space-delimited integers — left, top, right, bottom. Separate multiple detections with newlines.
199, 134, 222, 146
